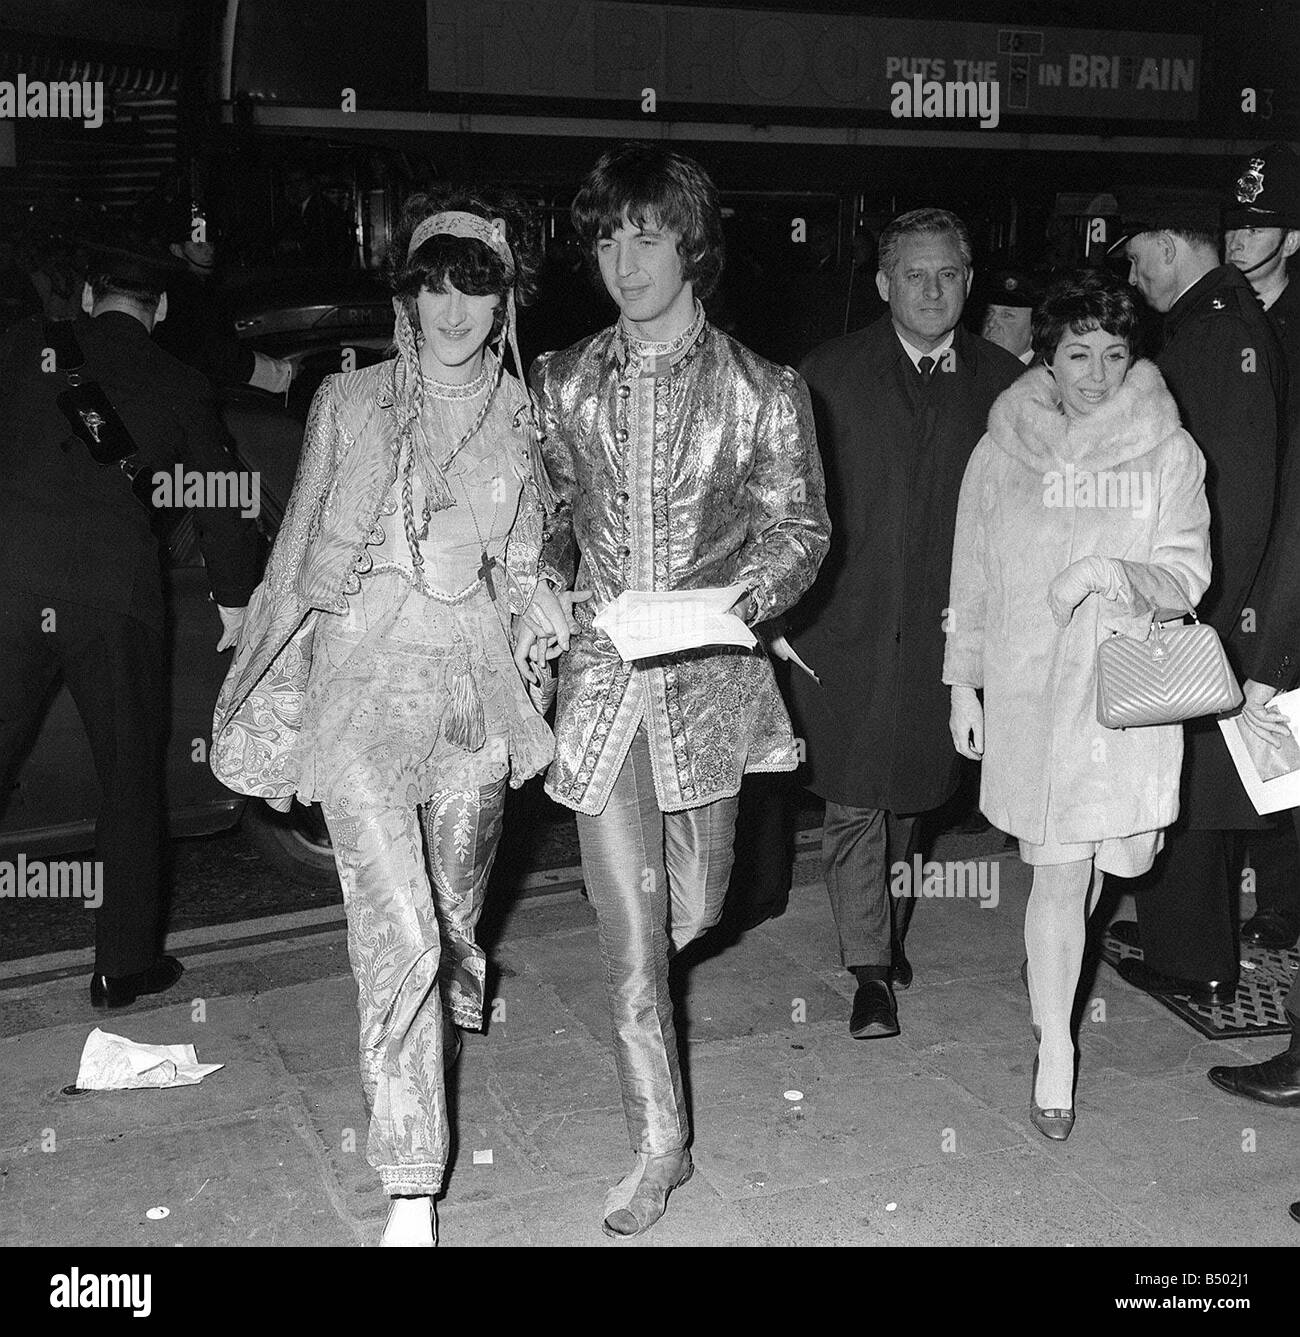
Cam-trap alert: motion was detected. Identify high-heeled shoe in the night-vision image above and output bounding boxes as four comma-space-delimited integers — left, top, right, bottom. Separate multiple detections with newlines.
1020, 958, 1041, 1042
601, 1150, 694, 1238
381, 1195, 436, 1246
1030, 1056, 1075, 1142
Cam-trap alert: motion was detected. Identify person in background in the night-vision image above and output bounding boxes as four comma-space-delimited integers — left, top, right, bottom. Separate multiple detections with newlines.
946, 270, 1211, 1140
276, 168, 356, 270
777, 208, 1022, 1042
155, 204, 294, 395
979, 269, 1042, 365
0, 228, 258, 1009
1224, 143, 1300, 954
1108, 189, 1286, 1007
524, 144, 828, 1239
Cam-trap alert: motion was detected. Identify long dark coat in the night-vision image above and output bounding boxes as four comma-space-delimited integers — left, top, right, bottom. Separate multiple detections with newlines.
1157, 265, 1286, 830
783, 316, 1023, 812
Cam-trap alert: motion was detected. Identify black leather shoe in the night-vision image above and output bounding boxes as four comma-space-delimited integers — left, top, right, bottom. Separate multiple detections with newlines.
849, 980, 899, 1039
1207, 1050, 1300, 1107
888, 946, 913, 991
1107, 919, 1141, 949
90, 956, 184, 1009
1115, 957, 1237, 1007
1290, 1201, 1299, 1224
1241, 909, 1300, 950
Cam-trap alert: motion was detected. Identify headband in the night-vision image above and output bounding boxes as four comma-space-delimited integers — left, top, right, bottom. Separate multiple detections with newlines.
406, 210, 515, 276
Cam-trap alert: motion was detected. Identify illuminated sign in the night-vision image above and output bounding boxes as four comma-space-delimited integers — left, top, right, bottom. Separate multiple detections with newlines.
427, 1, 1201, 122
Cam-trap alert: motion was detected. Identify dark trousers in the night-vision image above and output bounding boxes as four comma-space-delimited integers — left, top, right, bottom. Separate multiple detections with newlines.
1252, 811, 1300, 926
0, 589, 165, 976
1133, 825, 1239, 984
821, 802, 918, 970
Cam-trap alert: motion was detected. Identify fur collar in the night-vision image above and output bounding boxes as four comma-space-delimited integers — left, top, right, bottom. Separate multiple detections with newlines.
985, 358, 1183, 471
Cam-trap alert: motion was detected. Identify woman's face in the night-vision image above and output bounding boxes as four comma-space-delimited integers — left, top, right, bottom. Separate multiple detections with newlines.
1049, 325, 1131, 417
414, 282, 500, 379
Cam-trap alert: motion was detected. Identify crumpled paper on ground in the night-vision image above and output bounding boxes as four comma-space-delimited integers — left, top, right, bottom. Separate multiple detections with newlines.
593, 584, 756, 661
75, 1027, 224, 1090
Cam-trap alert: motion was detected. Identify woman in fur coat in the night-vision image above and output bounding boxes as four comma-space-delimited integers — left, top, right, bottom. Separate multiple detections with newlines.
943, 270, 1211, 1139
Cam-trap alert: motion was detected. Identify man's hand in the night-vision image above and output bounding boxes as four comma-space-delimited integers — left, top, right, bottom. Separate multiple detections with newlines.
216, 604, 247, 652
729, 592, 757, 624
514, 585, 590, 683
1240, 677, 1290, 743
949, 685, 984, 759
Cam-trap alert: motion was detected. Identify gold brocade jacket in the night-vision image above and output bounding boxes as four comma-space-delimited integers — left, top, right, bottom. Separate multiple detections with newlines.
532, 317, 829, 814
209, 361, 545, 809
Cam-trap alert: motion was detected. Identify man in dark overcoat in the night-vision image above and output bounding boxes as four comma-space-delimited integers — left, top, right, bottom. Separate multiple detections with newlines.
777, 207, 1023, 1039
1111, 189, 1287, 1005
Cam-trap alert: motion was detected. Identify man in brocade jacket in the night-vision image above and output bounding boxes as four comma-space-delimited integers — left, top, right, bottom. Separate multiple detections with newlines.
528, 144, 829, 1240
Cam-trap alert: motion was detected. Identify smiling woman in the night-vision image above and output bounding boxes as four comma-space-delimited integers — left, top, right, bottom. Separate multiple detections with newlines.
209, 184, 584, 1247
944, 268, 1211, 1140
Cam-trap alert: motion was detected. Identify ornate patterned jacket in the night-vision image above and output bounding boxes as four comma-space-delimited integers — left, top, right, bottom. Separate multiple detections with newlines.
209, 360, 545, 809
532, 313, 829, 814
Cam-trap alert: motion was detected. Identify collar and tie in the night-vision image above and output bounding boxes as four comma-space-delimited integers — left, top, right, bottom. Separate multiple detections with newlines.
917, 354, 935, 383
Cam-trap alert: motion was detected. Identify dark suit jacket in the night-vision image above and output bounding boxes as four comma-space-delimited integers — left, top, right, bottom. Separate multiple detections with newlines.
0, 311, 258, 632
784, 316, 1023, 812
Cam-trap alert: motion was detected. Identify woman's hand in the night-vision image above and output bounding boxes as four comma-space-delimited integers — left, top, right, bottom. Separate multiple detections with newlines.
949, 685, 984, 759
216, 604, 247, 652
1047, 556, 1117, 628
522, 582, 591, 652
1240, 678, 1291, 743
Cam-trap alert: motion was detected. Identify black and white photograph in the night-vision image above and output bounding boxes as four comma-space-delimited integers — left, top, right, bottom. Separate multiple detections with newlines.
0, 0, 1296, 1293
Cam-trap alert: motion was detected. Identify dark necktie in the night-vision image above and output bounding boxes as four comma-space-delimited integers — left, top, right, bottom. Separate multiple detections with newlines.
918, 354, 935, 383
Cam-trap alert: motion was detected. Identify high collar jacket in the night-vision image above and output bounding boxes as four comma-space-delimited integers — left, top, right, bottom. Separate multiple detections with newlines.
532, 319, 830, 814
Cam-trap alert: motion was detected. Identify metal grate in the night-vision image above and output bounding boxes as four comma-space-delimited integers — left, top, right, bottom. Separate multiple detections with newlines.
1102, 931, 1298, 1039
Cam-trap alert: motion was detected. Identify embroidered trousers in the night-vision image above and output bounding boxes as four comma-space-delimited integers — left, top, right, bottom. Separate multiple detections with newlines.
322, 776, 504, 1196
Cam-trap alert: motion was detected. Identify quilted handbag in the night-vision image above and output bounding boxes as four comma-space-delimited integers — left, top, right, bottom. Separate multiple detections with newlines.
1096, 608, 1242, 729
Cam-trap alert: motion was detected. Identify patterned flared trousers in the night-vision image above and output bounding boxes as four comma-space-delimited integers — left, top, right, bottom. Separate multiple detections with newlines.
322, 777, 505, 1196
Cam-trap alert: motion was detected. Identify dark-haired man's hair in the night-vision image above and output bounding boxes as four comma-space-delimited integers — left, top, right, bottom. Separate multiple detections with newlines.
1032, 268, 1139, 364
88, 274, 162, 312
385, 186, 540, 338
571, 143, 725, 299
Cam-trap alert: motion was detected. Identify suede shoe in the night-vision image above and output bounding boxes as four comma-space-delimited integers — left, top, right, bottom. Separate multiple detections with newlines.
849, 980, 899, 1039
90, 956, 184, 1009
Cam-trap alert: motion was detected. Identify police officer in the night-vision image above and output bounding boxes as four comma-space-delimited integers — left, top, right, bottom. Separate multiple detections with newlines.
1108, 188, 1287, 1005
1222, 145, 1300, 954
0, 227, 258, 1007
154, 202, 293, 394
977, 269, 1042, 364
1226, 143, 1300, 394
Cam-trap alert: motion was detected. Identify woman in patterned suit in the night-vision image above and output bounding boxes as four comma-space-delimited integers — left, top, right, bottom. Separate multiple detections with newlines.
211, 189, 582, 1245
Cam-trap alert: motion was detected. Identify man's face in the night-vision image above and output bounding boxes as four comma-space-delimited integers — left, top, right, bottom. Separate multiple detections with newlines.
595, 211, 693, 339
876, 232, 971, 351
1124, 232, 1180, 313
1226, 225, 1300, 288
981, 303, 1033, 356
